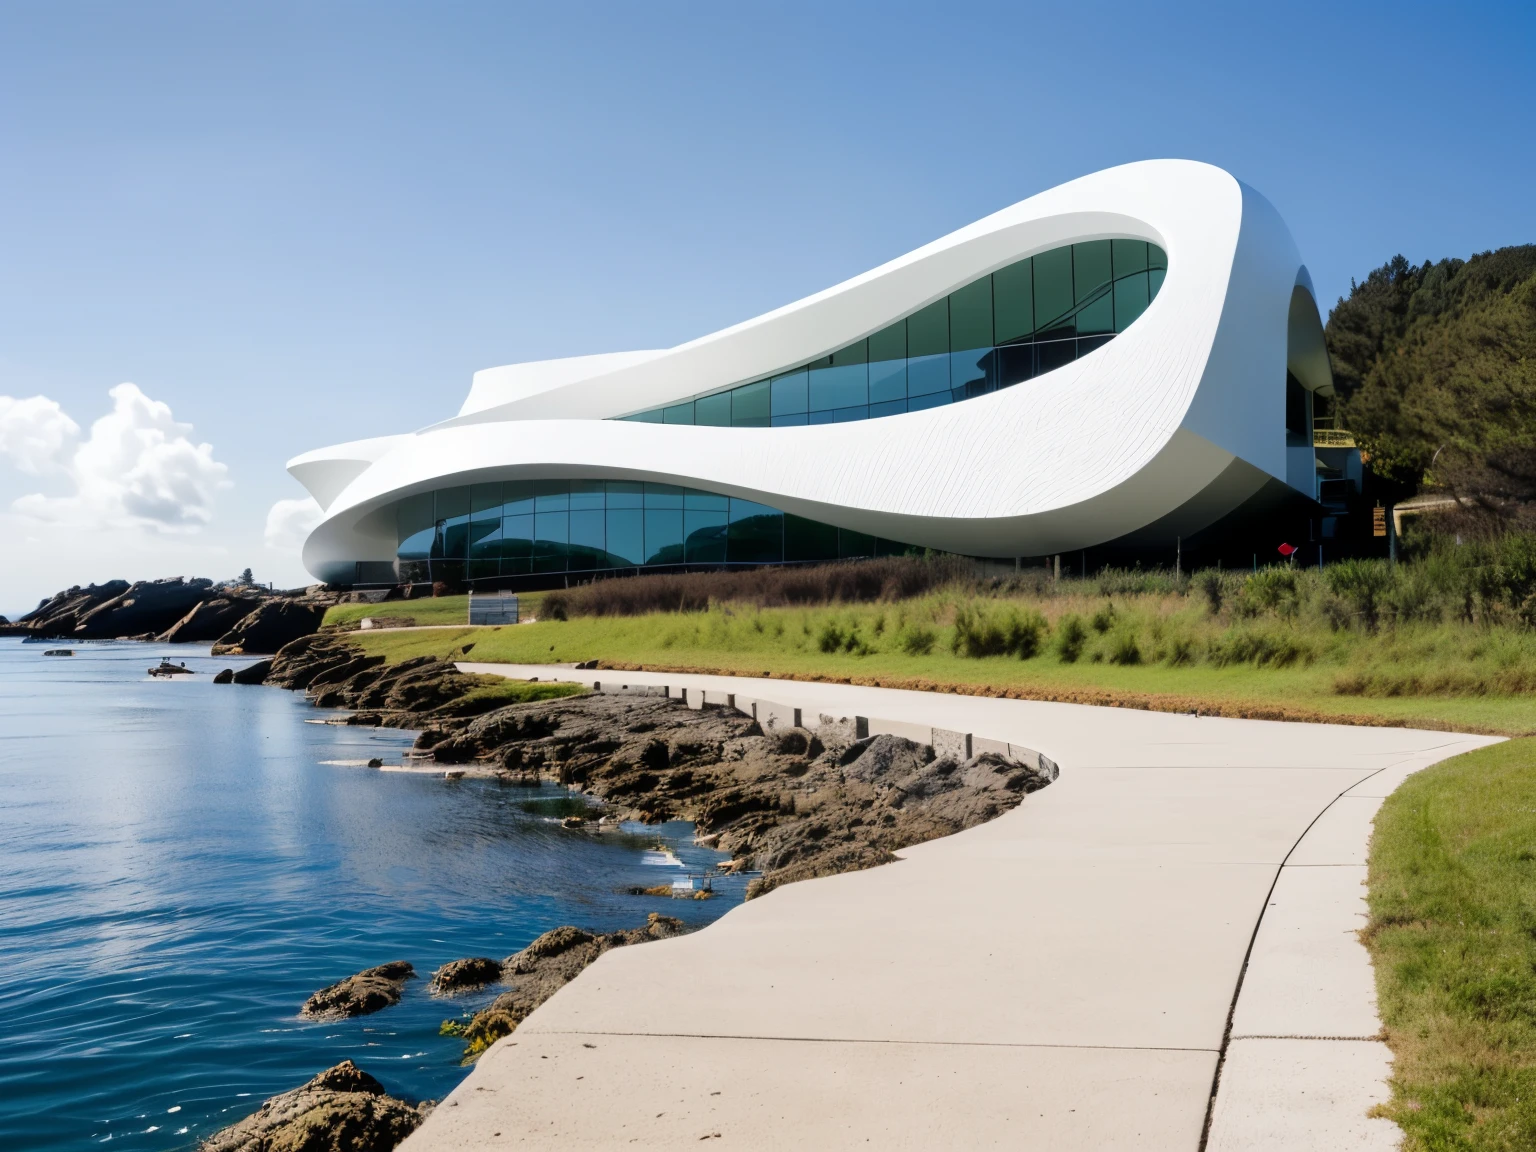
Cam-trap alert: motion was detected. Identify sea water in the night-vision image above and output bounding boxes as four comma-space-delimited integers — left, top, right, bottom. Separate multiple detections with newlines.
0, 639, 744, 1150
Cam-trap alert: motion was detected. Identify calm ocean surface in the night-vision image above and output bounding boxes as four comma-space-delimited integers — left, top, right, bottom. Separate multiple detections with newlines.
0, 639, 744, 1150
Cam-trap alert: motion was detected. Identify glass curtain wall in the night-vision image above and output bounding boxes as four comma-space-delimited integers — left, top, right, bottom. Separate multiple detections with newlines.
394, 480, 914, 585
620, 240, 1166, 427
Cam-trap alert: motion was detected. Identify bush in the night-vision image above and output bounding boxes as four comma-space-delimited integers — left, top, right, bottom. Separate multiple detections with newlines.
951, 604, 1049, 659
1090, 603, 1116, 633
816, 619, 872, 656
1106, 629, 1142, 665
1238, 568, 1301, 619
538, 556, 981, 618
1325, 559, 1394, 629
1195, 569, 1225, 615
895, 624, 937, 656
1054, 614, 1088, 662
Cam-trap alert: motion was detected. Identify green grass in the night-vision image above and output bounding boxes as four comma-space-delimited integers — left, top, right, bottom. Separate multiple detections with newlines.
1367, 738, 1536, 1149
443, 676, 584, 712
338, 591, 1536, 735
324, 592, 550, 630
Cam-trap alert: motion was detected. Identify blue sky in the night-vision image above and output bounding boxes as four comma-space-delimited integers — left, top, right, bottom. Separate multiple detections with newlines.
0, 0, 1532, 614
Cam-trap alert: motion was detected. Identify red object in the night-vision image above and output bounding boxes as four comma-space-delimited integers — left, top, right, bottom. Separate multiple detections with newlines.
1277, 543, 1297, 556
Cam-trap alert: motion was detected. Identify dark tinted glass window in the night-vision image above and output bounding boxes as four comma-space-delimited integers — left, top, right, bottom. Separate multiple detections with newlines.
770, 369, 808, 415
471, 483, 502, 516
993, 258, 1034, 344
644, 483, 684, 509
1077, 293, 1114, 337
610, 240, 1165, 432
731, 380, 770, 426
1114, 273, 1150, 332
569, 509, 606, 568
1112, 239, 1148, 276
644, 509, 683, 565
569, 480, 605, 511
1073, 240, 1112, 304
949, 278, 993, 351
397, 492, 435, 560
867, 320, 905, 363
729, 499, 783, 563
605, 480, 643, 509
869, 357, 907, 404
502, 514, 534, 559
694, 391, 731, 427
605, 508, 643, 566
907, 353, 949, 397
1033, 247, 1075, 334
785, 514, 837, 562
685, 509, 729, 562
839, 528, 876, 558
809, 363, 867, 411
534, 483, 568, 513
532, 511, 568, 572
906, 299, 949, 358
503, 481, 536, 515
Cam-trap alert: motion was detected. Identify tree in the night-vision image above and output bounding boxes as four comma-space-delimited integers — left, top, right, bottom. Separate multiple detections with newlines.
240, 567, 254, 585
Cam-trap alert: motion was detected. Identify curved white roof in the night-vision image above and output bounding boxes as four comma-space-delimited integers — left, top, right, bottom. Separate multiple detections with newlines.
292, 159, 1322, 583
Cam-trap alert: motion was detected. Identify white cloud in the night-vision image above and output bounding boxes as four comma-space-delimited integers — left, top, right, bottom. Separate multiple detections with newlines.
0, 395, 80, 475
0, 383, 229, 532
264, 496, 323, 551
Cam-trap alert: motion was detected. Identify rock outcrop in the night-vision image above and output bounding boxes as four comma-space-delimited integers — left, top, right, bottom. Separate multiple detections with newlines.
428, 957, 502, 994
5, 577, 337, 644
232, 659, 274, 685
158, 594, 266, 642
212, 600, 331, 656
444, 915, 686, 1060
301, 961, 415, 1021
72, 578, 216, 638
10, 581, 132, 636
199, 1060, 428, 1152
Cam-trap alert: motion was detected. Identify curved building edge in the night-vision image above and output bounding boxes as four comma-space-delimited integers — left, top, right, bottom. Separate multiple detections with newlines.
291, 159, 1354, 587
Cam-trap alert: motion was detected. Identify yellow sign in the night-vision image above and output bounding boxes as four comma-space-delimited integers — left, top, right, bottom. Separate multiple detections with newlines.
1373, 506, 1387, 537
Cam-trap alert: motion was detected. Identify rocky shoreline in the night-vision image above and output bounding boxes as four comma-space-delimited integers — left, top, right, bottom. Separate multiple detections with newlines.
200, 630, 1056, 1150
2, 576, 341, 654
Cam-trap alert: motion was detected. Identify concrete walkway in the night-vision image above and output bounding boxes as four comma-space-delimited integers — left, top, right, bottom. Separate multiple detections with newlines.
403, 666, 1497, 1150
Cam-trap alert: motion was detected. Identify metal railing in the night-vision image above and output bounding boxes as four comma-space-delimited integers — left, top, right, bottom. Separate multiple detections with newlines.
1313, 429, 1356, 448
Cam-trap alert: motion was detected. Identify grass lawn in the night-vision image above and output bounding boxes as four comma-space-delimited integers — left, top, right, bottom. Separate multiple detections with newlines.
1367, 738, 1536, 1149
324, 592, 549, 630
329, 601, 1536, 736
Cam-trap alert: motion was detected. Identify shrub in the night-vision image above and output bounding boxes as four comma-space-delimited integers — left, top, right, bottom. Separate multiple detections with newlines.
817, 618, 871, 656
895, 624, 937, 656
1055, 614, 1088, 662
951, 604, 1049, 659
1325, 559, 1394, 629
1090, 603, 1116, 633
1238, 568, 1300, 619
1195, 569, 1225, 615
1107, 629, 1142, 665
539, 555, 981, 618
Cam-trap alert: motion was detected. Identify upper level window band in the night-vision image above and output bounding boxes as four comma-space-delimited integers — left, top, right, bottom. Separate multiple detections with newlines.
620, 239, 1165, 428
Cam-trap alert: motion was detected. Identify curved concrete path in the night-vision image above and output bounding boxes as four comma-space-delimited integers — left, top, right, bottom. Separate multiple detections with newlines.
404, 667, 1497, 1149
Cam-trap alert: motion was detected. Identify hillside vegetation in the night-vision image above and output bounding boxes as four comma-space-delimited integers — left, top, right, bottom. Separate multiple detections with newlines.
1328, 246, 1536, 516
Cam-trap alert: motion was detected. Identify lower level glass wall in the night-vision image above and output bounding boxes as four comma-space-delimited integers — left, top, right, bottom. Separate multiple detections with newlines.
393, 480, 915, 586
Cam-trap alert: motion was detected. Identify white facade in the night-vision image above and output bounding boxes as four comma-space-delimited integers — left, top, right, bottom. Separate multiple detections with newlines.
290, 160, 1333, 586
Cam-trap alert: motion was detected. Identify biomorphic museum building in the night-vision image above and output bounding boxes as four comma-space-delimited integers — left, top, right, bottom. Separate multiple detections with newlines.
289, 160, 1360, 589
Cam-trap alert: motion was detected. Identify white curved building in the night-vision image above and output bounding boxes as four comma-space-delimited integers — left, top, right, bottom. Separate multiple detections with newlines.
291, 159, 1343, 588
